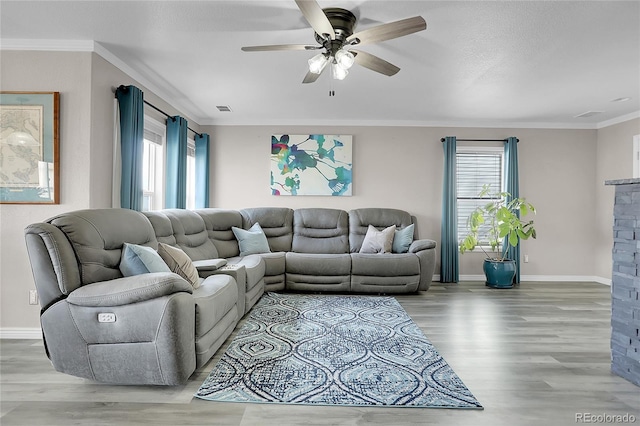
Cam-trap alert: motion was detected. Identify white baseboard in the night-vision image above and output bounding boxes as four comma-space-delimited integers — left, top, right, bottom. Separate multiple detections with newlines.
432, 274, 612, 285
0, 328, 42, 339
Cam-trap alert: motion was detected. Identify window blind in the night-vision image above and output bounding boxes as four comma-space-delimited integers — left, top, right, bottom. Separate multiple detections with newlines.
456, 151, 503, 243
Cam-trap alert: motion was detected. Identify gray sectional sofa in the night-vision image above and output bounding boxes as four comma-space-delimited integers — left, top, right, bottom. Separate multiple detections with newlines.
24, 207, 436, 385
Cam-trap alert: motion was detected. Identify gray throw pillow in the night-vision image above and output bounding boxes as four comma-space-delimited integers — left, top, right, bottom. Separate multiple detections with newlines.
392, 223, 415, 253
157, 242, 201, 289
359, 225, 396, 254
119, 243, 171, 277
232, 222, 271, 256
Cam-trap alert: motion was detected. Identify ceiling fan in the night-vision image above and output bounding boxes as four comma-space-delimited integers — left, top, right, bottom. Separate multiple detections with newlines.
241, 0, 427, 83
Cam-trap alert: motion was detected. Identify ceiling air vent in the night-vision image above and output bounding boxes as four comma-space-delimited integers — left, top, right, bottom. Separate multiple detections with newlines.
574, 111, 603, 118
216, 105, 232, 112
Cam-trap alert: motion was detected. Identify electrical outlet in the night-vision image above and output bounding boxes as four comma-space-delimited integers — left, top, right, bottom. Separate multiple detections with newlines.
524, 255, 529, 263
29, 290, 39, 305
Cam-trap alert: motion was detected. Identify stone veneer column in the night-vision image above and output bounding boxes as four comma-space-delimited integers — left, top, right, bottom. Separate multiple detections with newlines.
605, 178, 640, 386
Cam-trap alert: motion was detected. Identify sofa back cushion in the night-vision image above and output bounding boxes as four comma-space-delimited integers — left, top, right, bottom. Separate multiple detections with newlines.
240, 207, 293, 252
143, 211, 177, 245
349, 208, 414, 253
162, 209, 219, 261
48, 208, 157, 285
292, 208, 349, 254
196, 209, 242, 258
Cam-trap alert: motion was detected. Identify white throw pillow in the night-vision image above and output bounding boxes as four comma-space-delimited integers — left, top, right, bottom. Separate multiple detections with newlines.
359, 225, 396, 254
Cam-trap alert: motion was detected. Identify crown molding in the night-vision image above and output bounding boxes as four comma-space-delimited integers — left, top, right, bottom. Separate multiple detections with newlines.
1, 38, 206, 125
0, 38, 95, 51
199, 117, 602, 129
596, 110, 640, 129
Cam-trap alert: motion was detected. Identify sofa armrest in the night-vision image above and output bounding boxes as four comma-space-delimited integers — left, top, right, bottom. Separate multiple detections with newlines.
208, 264, 247, 316
66, 272, 193, 307
193, 258, 228, 272
409, 238, 437, 253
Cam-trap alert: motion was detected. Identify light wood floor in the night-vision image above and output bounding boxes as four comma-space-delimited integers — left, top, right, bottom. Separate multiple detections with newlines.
2, 281, 639, 426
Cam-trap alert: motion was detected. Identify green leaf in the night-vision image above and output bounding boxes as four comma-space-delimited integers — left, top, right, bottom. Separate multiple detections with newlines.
508, 231, 518, 246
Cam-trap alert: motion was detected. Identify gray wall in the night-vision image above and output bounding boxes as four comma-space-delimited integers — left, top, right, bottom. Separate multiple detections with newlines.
0, 50, 201, 330
595, 118, 640, 280
204, 125, 600, 279
0, 49, 637, 332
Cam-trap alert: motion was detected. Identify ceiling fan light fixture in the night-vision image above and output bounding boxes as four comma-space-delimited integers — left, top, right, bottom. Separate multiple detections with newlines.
308, 53, 329, 74
332, 63, 349, 80
335, 49, 355, 69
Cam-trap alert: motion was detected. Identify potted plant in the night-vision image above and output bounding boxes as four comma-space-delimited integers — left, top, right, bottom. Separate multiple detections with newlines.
459, 185, 537, 288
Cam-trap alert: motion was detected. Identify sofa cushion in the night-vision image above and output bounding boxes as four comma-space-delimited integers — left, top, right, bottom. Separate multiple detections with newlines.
163, 209, 219, 261
349, 208, 414, 253
241, 207, 294, 252
360, 225, 396, 253
196, 209, 242, 258
292, 208, 349, 254
232, 222, 271, 256
192, 274, 238, 341
48, 208, 157, 284
285, 253, 351, 292
393, 223, 415, 253
119, 243, 171, 277
157, 242, 200, 288
351, 253, 420, 276
143, 211, 177, 246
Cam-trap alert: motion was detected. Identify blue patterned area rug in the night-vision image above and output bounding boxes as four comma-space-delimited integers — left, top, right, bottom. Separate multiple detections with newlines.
195, 292, 482, 409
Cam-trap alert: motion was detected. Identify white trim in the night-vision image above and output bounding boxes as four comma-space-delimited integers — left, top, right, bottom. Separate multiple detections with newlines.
200, 117, 601, 129
633, 134, 640, 179
0, 38, 95, 51
1, 38, 205, 124
0, 328, 42, 339
433, 274, 611, 284
596, 111, 640, 129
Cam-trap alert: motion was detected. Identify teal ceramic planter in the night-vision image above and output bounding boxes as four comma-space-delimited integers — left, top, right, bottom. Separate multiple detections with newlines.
483, 259, 516, 288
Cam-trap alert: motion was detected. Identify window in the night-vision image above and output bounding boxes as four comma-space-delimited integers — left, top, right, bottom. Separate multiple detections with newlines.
456, 147, 503, 245
142, 116, 165, 211
186, 138, 196, 210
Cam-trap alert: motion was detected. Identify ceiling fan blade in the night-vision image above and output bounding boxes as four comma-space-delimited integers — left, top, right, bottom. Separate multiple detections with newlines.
295, 0, 335, 40
352, 50, 400, 76
302, 70, 321, 84
347, 16, 426, 45
241, 44, 319, 52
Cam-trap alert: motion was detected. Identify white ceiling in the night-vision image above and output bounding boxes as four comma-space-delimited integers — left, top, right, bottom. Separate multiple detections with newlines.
2, 1, 639, 128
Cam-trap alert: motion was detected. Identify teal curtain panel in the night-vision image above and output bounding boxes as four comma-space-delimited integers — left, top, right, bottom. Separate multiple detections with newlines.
503, 136, 520, 283
166, 116, 188, 209
441, 136, 459, 282
195, 133, 210, 208
115, 85, 144, 211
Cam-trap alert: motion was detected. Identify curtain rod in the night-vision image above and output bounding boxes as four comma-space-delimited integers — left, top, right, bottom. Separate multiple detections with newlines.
143, 101, 203, 138
440, 138, 519, 143
114, 85, 203, 138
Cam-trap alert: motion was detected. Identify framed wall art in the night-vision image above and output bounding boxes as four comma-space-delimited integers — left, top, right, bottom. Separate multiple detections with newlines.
0, 92, 59, 204
271, 134, 352, 196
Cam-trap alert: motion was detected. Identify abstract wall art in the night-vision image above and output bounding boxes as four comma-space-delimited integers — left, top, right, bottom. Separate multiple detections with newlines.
271, 134, 352, 196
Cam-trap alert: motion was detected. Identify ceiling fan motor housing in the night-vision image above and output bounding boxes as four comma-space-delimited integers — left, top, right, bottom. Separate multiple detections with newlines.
315, 7, 357, 53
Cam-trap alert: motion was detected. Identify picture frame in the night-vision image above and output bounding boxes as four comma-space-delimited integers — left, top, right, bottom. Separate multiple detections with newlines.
271, 134, 353, 196
0, 92, 60, 204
